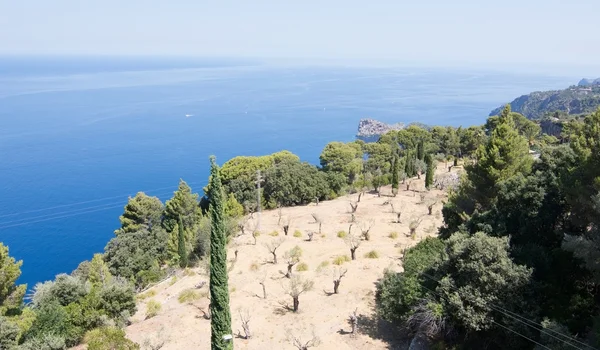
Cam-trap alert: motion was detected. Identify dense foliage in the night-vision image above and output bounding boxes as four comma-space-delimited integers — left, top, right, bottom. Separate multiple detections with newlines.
376, 107, 600, 349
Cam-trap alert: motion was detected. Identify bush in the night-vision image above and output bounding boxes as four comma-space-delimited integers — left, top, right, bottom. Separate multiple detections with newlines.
333, 255, 351, 265
136, 290, 156, 300
269, 231, 279, 237
388, 232, 399, 239
17, 333, 66, 350
249, 262, 259, 271
145, 300, 161, 319
183, 268, 196, 276
293, 230, 302, 238
31, 274, 88, 308
316, 261, 330, 272
98, 280, 137, 321
85, 327, 139, 350
0, 316, 19, 349
178, 289, 201, 304
365, 250, 380, 259
296, 263, 309, 272
337, 231, 347, 238
169, 276, 178, 286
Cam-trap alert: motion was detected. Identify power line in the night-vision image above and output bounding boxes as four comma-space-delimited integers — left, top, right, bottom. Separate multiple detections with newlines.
417, 282, 554, 350
419, 272, 592, 350
491, 320, 551, 350
0, 204, 127, 230
0, 182, 206, 231
0, 181, 204, 219
0, 189, 175, 227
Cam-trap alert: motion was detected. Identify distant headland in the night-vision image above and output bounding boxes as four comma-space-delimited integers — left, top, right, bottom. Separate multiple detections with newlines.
489, 78, 600, 120
356, 118, 405, 142
356, 118, 433, 142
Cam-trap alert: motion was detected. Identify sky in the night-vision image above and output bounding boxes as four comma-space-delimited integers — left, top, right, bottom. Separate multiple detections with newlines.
1, 0, 599, 71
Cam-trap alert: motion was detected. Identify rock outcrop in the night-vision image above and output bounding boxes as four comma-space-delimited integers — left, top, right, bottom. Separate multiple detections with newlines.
356, 118, 405, 142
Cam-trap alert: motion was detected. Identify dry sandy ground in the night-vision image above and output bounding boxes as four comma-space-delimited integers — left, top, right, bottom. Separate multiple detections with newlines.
117, 166, 459, 350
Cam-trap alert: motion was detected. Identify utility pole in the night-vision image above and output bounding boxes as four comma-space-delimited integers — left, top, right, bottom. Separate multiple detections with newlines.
256, 170, 263, 231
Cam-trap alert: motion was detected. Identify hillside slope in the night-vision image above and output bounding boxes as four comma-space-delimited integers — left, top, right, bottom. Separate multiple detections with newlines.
121, 165, 459, 350
490, 82, 600, 119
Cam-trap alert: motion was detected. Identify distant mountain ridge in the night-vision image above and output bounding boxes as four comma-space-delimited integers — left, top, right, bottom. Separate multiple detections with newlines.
490, 79, 600, 119
578, 78, 600, 86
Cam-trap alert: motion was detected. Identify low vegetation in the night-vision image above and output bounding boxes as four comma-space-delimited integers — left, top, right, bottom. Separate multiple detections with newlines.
177, 289, 201, 304
332, 255, 351, 266
296, 262, 309, 272
364, 250, 380, 259
145, 300, 161, 319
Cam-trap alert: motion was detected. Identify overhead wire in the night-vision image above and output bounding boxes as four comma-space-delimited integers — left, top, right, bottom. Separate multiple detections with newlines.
0, 182, 202, 219
418, 272, 592, 350
0, 181, 205, 230
417, 281, 554, 350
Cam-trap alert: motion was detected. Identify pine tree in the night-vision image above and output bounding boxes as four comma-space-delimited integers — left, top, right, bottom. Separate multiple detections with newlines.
178, 215, 188, 268
467, 104, 532, 208
163, 180, 201, 234
208, 156, 232, 350
391, 155, 399, 192
425, 153, 434, 189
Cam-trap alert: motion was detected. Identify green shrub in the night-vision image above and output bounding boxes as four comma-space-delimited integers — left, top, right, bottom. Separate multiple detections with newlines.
316, 261, 330, 272
333, 255, 351, 265
296, 262, 309, 272
337, 231, 347, 238
365, 250, 380, 259
177, 289, 201, 304
85, 327, 139, 350
136, 289, 156, 300
388, 232, 399, 239
269, 231, 280, 237
183, 268, 196, 276
293, 230, 302, 238
145, 300, 161, 319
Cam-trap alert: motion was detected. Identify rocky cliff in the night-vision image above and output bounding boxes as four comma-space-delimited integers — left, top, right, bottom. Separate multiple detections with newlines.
356, 118, 405, 142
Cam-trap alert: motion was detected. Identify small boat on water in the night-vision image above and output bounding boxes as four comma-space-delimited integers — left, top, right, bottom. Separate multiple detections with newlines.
185, 114, 193, 118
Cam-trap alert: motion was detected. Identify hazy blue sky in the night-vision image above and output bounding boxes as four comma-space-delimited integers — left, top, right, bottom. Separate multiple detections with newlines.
1, 0, 599, 68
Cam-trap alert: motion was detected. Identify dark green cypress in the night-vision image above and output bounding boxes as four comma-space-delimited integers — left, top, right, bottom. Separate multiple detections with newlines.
417, 139, 425, 160
391, 155, 399, 191
208, 156, 232, 350
404, 150, 416, 177
425, 153, 434, 189
177, 215, 188, 268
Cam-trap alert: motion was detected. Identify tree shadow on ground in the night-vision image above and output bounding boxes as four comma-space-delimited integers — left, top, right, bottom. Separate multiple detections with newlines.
357, 313, 411, 350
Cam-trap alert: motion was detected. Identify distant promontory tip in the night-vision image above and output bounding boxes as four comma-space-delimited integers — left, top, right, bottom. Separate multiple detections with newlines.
356, 118, 405, 142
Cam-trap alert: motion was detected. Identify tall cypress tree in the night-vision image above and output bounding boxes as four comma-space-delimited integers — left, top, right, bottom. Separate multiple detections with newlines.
208, 156, 232, 350
177, 215, 188, 268
425, 153, 434, 189
417, 139, 425, 160
391, 155, 399, 192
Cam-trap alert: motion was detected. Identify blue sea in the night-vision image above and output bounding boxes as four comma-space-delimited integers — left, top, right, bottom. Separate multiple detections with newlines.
0, 56, 575, 288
